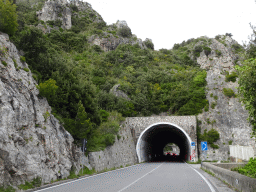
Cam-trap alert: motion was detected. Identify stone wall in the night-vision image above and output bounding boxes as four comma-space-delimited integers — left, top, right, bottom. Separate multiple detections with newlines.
88, 122, 138, 172
124, 116, 197, 143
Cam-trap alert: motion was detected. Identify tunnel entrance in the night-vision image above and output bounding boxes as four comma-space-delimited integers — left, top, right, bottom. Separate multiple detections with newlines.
136, 122, 193, 163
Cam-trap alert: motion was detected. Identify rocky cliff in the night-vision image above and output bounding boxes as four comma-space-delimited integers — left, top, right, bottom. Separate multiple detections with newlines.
194, 35, 256, 160
0, 32, 91, 189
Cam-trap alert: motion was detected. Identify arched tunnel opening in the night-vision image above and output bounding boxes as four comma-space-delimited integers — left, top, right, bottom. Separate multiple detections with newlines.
136, 123, 192, 163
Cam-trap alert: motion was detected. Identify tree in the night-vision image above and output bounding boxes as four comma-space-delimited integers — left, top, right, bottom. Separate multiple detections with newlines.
75, 100, 92, 139
36, 78, 58, 100
235, 58, 256, 138
0, 0, 18, 35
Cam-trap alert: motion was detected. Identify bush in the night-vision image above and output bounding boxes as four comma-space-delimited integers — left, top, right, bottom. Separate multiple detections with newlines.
144, 39, 154, 50
0, 0, 18, 36
23, 67, 29, 72
193, 45, 203, 58
36, 78, 58, 99
215, 49, 222, 57
235, 158, 256, 178
225, 71, 238, 82
228, 140, 233, 145
118, 26, 132, 38
223, 88, 235, 97
211, 102, 217, 109
203, 46, 211, 57
20, 56, 26, 62
1, 60, 7, 66
201, 129, 220, 149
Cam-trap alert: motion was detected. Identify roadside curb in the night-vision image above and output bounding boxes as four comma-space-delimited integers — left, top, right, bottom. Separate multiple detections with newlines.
202, 162, 256, 192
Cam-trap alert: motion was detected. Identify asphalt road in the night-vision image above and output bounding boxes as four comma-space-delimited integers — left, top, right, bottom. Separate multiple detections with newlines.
34, 162, 218, 192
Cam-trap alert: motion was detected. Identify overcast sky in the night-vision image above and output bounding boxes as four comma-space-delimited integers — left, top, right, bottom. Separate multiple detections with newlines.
84, 0, 256, 50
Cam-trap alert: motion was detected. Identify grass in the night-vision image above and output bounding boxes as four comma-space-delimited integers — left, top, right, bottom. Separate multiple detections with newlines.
201, 167, 241, 192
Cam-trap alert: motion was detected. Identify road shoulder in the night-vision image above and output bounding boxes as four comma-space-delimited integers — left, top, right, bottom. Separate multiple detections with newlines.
190, 164, 237, 192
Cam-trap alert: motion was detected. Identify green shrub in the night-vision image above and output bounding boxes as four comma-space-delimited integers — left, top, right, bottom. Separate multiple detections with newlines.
213, 95, 218, 100
228, 140, 233, 145
18, 176, 42, 190
215, 49, 222, 57
210, 93, 213, 97
59, 27, 64, 32
193, 45, 203, 58
232, 158, 256, 178
23, 68, 29, 72
40, 20, 44, 24
43, 111, 50, 122
20, 56, 26, 62
12, 58, 17, 68
201, 129, 220, 149
144, 39, 154, 50
0, 185, 15, 192
223, 88, 235, 97
203, 46, 211, 57
36, 78, 58, 99
118, 26, 132, 38
204, 102, 209, 112
211, 102, 217, 109
1, 60, 7, 66
225, 71, 238, 82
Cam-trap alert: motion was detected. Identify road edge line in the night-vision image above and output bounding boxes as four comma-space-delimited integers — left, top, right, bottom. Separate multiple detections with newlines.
185, 162, 216, 192
34, 163, 143, 192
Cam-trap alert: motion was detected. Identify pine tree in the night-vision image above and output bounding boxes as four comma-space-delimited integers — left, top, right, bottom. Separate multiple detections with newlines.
75, 100, 92, 139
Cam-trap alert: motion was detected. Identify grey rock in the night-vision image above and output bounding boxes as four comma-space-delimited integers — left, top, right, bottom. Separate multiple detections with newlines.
116, 20, 128, 29
0, 32, 91, 188
195, 35, 256, 161
88, 34, 147, 51
36, 0, 72, 30
109, 84, 131, 100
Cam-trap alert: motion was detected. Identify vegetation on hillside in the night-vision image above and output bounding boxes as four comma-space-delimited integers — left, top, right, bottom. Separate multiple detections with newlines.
1, 0, 211, 152
1, 0, 255, 154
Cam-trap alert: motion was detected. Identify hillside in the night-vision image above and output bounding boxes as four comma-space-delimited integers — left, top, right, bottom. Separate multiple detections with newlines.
1, 0, 256, 190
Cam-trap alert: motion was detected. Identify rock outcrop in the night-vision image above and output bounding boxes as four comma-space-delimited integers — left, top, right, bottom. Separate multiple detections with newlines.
195, 35, 256, 160
0, 32, 91, 189
88, 20, 149, 51
36, 0, 103, 31
109, 84, 131, 100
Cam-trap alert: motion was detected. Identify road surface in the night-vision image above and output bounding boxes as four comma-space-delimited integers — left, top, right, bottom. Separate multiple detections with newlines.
34, 162, 220, 192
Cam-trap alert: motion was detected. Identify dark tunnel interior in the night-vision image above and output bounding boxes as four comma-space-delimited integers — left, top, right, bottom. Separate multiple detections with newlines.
139, 124, 191, 162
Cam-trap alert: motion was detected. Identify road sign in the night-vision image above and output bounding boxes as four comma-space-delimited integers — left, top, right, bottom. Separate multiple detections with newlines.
201, 141, 208, 151
191, 142, 195, 146
81, 139, 87, 152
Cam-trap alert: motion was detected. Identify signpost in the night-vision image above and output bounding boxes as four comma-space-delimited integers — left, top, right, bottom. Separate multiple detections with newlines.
191, 142, 196, 162
201, 141, 207, 160
81, 139, 87, 174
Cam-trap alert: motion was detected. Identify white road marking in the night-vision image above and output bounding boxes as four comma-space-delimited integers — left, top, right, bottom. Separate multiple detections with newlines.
117, 163, 163, 192
34, 163, 141, 192
185, 162, 216, 192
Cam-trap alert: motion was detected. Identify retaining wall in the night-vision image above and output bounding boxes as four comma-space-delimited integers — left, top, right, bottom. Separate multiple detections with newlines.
202, 162, 256, 192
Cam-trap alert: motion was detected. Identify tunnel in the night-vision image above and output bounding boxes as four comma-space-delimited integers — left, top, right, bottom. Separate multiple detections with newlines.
136, 122, 193, 163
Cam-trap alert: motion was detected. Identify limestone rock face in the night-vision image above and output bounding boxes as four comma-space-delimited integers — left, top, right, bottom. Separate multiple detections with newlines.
0, 32, 91, 189
195, 35, 256, 161
36, 0, 103, 31
36, 0, 72, 30
109, 84, 131, 100
88, 34, 147, 51
116, 20, 128, 29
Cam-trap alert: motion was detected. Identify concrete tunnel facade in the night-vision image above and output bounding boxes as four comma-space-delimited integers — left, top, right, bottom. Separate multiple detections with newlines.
136, 122, 193, 163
